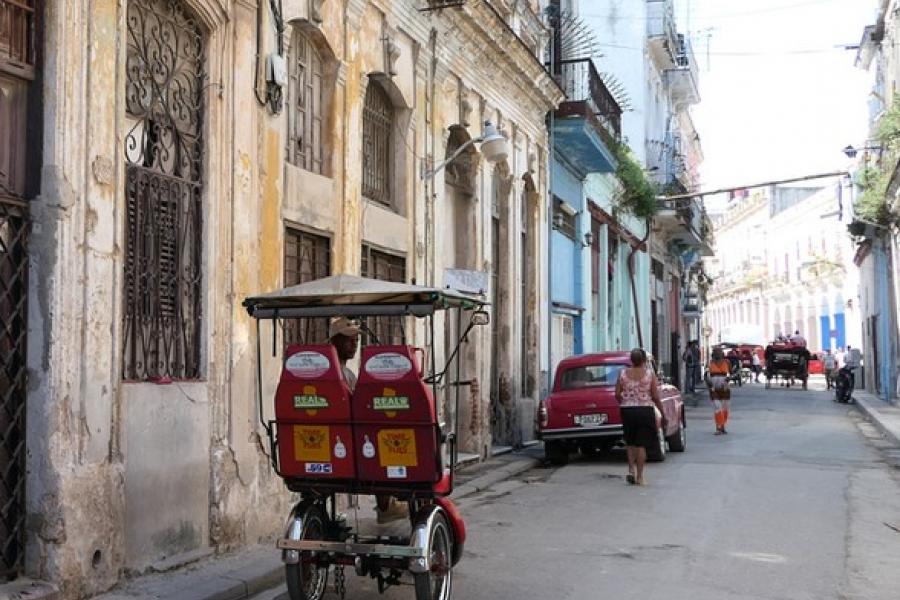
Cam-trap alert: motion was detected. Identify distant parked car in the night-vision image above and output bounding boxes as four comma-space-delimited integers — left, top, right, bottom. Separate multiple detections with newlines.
536, 351, 686, 465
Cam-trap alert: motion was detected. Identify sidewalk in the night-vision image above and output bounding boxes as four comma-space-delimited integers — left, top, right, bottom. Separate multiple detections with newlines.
853, 389, 900, 447
87, 448, 542, 600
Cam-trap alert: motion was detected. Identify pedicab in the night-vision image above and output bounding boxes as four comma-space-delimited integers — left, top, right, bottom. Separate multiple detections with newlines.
243, 275, 489, 600
763, 341, 811, 390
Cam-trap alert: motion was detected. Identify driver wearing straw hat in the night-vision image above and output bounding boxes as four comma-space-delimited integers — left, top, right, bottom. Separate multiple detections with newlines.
329, 317, 360, 391
329, 316, 408, 524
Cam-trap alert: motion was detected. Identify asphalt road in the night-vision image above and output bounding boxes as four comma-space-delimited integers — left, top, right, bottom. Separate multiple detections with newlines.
256, 377, 900, 600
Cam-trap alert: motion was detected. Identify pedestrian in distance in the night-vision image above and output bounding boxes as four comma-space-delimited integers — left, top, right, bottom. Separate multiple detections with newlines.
682, 341, 697, 394
751, 350, 762, 383
823, 349, 837, 390
708, 347, 732, 435
615, 348, 668, 486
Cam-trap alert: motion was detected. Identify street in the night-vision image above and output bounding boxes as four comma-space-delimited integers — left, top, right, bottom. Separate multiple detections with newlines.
257, 379, 900, 600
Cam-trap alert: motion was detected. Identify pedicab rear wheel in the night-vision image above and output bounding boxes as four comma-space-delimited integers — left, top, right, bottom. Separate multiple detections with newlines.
285, 505, 329, 600
414, 513, 453, 600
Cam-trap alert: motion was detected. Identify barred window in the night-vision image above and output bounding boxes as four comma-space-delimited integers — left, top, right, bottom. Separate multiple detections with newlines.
122, 0, 205, 381
361, 81, 393, 207
360, 245, 405, 345
287, 28, 324, 174
0, 0, 35, 77
284, 227, 331, 345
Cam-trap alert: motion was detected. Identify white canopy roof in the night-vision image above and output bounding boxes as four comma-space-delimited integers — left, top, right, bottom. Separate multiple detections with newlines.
243, 274, 485, 318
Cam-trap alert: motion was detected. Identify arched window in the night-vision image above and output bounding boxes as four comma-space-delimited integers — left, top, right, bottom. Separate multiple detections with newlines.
288, 28, 324, 173
361, 81, 393, 206
123, 0, 205, 381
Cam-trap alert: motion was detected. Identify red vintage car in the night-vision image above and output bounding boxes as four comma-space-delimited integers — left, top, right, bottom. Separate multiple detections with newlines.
536, 351, 686, 465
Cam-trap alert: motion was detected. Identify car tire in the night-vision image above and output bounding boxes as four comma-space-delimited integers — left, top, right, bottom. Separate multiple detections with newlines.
545, 441, 569, 466
666, 414, 686, 452
646, 428, 667, 462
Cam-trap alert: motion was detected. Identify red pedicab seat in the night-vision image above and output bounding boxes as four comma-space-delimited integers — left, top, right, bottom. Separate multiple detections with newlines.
352, 345, 445, 491
274, 345, 356, 483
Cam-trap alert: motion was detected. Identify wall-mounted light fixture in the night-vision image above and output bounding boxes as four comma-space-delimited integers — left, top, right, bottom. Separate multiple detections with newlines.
582, 231, 594, 248
842, 143, 881, 159
422, 121, 509, 180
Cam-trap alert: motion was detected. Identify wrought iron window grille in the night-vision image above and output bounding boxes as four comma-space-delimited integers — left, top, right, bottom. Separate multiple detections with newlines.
283, 227, 331, 347
360, 245, 406, 345
123, 0, 205, 381
361, 81, 393, 207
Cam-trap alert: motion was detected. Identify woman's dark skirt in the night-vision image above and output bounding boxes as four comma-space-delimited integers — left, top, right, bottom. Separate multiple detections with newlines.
621, 406, 657, 448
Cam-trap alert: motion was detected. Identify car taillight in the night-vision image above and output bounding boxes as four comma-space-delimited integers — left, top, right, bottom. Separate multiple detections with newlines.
538, 401, 549, 428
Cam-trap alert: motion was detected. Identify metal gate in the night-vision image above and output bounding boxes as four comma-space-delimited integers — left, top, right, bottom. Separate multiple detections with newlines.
0, 197, 27, 578
1, 0, 36, 577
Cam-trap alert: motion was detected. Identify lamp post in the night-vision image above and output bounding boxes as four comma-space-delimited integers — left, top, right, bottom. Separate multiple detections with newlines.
842, 144, 881, 159
422, 121, 509, 180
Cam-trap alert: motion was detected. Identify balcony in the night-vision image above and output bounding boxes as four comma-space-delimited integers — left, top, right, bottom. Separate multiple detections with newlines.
647, 1, 700, 107
656, 196, 714, 256
666, 35, 700, 107
551, 58, 622, 177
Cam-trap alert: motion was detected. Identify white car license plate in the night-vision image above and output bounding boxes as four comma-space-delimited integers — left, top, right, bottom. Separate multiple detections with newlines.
575, 413, 608, 426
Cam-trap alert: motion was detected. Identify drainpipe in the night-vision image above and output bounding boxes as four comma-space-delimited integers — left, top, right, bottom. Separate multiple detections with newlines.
628, 218, 652, 349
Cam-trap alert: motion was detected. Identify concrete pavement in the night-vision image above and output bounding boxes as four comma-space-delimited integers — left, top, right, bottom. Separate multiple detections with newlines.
87, 449, 542, 600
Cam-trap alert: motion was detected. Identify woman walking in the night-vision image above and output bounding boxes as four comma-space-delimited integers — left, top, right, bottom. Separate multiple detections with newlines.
708, 347, 732, 435
615, 349, 668, 485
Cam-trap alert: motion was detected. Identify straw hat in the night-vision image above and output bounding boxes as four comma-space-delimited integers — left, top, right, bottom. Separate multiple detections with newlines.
329, 316, 360, 339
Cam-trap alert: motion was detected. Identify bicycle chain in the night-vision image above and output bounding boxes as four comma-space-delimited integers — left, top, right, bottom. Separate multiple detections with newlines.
334, 564, 347, 600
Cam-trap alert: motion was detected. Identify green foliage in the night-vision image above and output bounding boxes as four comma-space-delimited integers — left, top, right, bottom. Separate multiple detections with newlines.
614, 144, 659, 219
875, 101, 900, 152
855, 165, 894, 226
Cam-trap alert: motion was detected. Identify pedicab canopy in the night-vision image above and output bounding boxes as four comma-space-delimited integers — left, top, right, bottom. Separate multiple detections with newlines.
243, 274, 486, 319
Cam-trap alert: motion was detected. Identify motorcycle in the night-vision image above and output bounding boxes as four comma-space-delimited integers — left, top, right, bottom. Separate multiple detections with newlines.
834, 365, 854, 404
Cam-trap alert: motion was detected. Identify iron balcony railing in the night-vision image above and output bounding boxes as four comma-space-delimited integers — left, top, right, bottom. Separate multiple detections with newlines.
554, 58, 622, 144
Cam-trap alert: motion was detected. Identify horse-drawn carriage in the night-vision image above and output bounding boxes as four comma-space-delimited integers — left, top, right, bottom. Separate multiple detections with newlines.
243, 275, 488, 600
763, 341, 811, 390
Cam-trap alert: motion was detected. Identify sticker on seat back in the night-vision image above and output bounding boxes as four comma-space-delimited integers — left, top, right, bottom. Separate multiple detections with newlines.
365, 353, 413, 381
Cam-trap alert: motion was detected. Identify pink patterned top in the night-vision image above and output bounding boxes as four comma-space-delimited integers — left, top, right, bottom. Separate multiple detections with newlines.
617, 368, 654, 408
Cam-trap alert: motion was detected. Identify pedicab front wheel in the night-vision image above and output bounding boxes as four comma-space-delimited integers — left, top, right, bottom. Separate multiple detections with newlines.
414, 513, 453, 600
285, 505, 329, 600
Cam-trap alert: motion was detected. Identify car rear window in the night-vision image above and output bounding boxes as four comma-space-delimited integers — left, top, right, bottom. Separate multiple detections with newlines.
559, 364, 627, 390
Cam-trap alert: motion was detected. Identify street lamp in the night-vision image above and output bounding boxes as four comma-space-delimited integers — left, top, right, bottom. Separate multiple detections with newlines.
422, 121, 509, 180
842, 144, 881, 159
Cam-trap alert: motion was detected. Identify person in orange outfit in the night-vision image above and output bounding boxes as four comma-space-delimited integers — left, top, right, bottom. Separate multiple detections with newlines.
707, 347, 732, 435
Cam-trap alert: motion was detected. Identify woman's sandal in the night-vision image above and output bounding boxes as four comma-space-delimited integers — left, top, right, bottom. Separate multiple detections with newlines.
626, 473, 636, 485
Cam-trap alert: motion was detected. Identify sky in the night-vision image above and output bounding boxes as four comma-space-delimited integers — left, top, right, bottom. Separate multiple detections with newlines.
671, 0, 876, 201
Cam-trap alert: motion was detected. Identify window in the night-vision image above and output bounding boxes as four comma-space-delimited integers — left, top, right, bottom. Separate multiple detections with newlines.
0, 0, 35, 76
360, 245, 406, 344
284, 228, 331, 346
560, 364, 626, 390
122, 0, 205, 381
288, 28, 324, 174
553, 196, 576, 239
361, 81, 393, 206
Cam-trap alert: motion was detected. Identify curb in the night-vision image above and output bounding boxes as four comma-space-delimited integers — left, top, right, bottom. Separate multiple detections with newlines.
452, 455, 542, 499
91, 547, 283, 600
853, 390, 900, 447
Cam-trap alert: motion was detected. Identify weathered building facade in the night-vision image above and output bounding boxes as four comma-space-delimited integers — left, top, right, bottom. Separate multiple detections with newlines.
17, 0, 560, 595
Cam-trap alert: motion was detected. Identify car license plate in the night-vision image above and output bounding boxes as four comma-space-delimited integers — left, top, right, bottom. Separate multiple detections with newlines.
575, 413, 607, 426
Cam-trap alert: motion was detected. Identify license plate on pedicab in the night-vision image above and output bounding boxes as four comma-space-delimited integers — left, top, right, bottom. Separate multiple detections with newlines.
575, 413, 608, 426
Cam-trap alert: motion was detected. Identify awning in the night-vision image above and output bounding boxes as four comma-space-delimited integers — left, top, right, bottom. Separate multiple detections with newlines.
243, 274, 486, 319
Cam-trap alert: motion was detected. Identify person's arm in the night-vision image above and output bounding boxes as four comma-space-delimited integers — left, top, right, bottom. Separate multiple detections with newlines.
615, 373, 624, 404
650, 376, 667, 427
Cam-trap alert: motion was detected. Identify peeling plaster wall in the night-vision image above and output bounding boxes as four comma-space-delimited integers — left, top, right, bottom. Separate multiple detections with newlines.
27, 0, 561, 595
